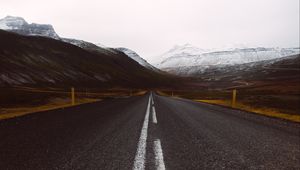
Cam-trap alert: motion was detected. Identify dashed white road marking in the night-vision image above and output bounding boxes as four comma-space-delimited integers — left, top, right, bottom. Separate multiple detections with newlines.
133, 94, 152, 170
152, 106, 157, 124
154, 139, 166, 170
152, 96, 154, 105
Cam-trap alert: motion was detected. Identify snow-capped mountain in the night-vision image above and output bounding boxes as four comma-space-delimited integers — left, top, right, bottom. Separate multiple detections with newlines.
156, 44, 300, 75
0, 16, 116, 53
156, 43, 212, 64
0, 16, 112, 51
0, 29, 176, 87
0, 16, 27, 29
116, 48, 159, 71
0, 16, 110, 51
0, 16, 60, 39
0, 16, 157, 70
61, 38, 118, 55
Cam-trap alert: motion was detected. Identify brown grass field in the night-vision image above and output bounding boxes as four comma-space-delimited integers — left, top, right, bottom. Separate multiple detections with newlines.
1, 83, 299, 123
0, 87, 146, 120
157, 84, 300, 123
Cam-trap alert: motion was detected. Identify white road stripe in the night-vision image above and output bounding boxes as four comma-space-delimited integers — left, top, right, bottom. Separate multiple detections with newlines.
154, 139, 166, 170
133, 94, 152, 170
152, 96, 154, 105
152, 106, 157, 124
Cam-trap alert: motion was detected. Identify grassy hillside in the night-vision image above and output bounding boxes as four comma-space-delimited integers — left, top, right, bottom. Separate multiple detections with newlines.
0, 30, 178, 88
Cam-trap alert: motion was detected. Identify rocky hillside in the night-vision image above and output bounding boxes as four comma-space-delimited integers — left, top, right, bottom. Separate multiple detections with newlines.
0, 16, 158, 70
0, 30, 176, 88
0, 16, 60, 39
116, 48, 159, 71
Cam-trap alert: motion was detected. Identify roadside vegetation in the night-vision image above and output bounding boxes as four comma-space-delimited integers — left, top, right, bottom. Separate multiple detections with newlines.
157, 86, 300, 123
0, 87, 146, 120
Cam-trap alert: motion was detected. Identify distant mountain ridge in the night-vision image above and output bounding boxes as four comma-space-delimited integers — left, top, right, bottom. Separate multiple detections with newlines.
0, 15, 158, 70
0, 16, 177, 87
156, 44, 300, 76
0, 16, 60, 39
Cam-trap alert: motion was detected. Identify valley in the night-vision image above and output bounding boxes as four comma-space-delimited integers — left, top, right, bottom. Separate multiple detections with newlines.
0, 1, 299, 168
0, 16, 299, 121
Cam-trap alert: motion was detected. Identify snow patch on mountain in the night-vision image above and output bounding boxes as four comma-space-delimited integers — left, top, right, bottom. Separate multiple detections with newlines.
0, 16, 28, 30
0, 16, 60, 39
156, 44, 300, 69
62, 38, 118, 55
0, 16, 125, 57
96, 43, 108, 48
62, 38, 86, 47
163, 54, 300, 78
116, 48, 159, 71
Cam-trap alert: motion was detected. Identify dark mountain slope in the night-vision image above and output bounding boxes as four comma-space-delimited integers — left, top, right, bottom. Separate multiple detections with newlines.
0, 30, 176, 88
183, 54, 300, 89
196, 54, 300, 80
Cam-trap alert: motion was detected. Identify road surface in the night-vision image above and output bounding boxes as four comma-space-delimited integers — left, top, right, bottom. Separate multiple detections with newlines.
0, 92, 299, 169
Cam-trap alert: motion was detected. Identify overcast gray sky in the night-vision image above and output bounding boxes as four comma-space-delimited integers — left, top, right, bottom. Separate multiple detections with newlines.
1, 0, 299, 63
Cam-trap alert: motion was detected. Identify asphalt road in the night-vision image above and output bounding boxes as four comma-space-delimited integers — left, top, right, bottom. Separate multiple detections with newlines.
0, 92, 299, 170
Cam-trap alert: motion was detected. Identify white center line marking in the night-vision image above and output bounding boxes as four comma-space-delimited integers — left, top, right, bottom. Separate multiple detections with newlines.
154, 139, 166, 170
152, 106, 157, 124
133, 93, 152, 170
152, 96, 154, 105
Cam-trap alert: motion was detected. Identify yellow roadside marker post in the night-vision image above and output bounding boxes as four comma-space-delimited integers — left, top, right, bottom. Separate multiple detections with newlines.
71, 87, 75, 105
232, 89, 237, 108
